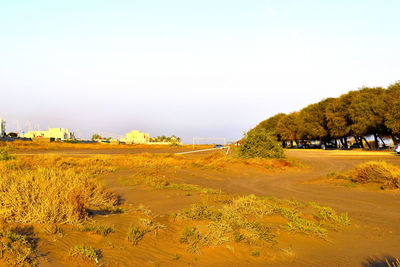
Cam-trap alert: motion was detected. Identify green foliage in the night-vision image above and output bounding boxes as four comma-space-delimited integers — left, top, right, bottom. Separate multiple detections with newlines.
151, 135, 181, 143
91, 133, 101, 140
69, 245, 101, 261
254, 113, 287, 140
237, 128, 285, 159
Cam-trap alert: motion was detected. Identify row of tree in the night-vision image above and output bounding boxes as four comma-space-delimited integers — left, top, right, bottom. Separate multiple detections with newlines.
150, 135, 181, 143
254, 81, 400, 149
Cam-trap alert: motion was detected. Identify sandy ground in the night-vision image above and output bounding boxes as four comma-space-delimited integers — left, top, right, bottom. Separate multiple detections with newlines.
9, 148, 400, 266
172, 149, 400, 266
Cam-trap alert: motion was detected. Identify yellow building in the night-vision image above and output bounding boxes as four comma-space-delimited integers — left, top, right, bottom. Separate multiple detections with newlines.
120, 130, 150, 144
21, 128, 74, 140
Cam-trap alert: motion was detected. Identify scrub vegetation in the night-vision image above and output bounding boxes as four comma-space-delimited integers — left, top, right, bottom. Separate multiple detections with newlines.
328, 161, 400, 189
69, 245, 101, 262
238, 127, 285, 159
0, 223, 37, 266
0, 156, 119, 224
173, 194, 349, 253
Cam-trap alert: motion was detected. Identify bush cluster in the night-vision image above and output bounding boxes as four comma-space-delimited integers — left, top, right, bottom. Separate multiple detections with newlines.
237, 128, 285, 159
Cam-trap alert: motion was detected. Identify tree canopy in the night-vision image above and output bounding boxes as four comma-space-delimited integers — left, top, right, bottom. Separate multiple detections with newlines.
253, 81, 400, 148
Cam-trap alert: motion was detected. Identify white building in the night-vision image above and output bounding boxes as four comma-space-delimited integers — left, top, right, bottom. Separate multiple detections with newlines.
0, 118, 5, 137
120, 130, 150, 144
21, 128, 74, 140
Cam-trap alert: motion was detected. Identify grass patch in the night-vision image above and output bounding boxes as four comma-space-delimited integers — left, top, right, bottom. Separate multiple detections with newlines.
127, 226, 150, 245
0, 223, 37, 266
69, 245, 101, 262
179, 227, 206, 253
174, 194, 350, 252
80, 224, 114, 236
251, 250, 260, 257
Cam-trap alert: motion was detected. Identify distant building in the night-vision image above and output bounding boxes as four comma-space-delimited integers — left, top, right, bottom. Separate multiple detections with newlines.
21, 128, 74, 141
0, 118, 5, 137
120, 130, 150, 144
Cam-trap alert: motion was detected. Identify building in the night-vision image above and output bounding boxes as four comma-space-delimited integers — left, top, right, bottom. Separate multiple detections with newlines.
120, 130, 150, 144
0, 118, 5, 137
21, 128, 74, 141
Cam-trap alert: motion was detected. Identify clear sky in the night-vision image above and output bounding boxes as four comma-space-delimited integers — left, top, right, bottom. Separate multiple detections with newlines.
1, 0, 399, 142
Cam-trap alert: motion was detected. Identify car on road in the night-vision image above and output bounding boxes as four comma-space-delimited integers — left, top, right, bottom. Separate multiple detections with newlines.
394, 145, 400, 153
214, 144, 224, 148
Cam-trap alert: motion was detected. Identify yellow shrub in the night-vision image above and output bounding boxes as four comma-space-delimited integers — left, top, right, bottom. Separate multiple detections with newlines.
351, 161, 400, 189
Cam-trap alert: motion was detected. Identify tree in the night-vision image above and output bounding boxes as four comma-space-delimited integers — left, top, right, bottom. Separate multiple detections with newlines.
326, 93, 353, 147
276, 112, 299, 147
237, 128, 285, 159
297, 98, 334, 143
384, 81, 400, 144
254, 113, 286, 141
348, 87, 387, 148
91, 133, 101, 140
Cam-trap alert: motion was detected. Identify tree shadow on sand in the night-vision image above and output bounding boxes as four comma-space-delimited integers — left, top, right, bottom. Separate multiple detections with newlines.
362, 255, 399, 267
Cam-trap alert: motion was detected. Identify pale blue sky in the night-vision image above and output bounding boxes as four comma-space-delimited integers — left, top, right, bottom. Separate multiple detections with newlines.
1, 0, 399, 142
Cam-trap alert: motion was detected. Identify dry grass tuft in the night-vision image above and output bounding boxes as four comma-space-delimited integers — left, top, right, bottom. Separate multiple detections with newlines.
0, 156, 119, 224
80, 224, 115, 236
351, 161, 400, 189
0, 222, 37, 266
127, 226, 150, 245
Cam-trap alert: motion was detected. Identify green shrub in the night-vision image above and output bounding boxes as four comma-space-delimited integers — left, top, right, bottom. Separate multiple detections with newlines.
237, 128, 285, 159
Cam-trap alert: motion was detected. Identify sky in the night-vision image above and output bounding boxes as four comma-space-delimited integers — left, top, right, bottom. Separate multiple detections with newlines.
1, 0, 399, 143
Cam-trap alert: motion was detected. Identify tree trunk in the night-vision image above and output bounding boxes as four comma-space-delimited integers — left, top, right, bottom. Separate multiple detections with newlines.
373, 133, 379, 149
363, 137, 371, 149
355, 136, 363, 148
339, 138, 345, 147
391, 135, 398, 146
377, 135, 386, 147
359, 137, 365, 148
